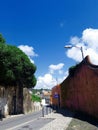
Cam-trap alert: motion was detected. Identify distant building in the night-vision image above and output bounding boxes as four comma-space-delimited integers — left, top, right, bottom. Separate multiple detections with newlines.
41, 90, 51, 105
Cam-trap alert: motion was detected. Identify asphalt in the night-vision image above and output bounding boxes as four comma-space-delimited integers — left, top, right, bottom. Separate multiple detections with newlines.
1, 108, 98, 130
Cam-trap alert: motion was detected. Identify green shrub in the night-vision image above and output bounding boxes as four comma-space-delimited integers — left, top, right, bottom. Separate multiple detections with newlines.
32, 94, 41, 102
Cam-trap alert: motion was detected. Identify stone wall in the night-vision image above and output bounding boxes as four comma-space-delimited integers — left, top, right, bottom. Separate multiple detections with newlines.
23, 88, 34, 114
0, 86, 39, 117
0, 86, 23, 116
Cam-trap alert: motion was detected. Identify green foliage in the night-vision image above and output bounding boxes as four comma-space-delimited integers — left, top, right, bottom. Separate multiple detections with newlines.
69, 64, 79, 77
0, 34, 6, 44
0, 34, 37, 88
32, 94, 41, 102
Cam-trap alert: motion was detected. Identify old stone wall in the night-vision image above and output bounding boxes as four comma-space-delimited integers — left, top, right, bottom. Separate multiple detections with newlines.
0, 86, 23, 116
23, 88, 34, 114
0, 86, 37, 117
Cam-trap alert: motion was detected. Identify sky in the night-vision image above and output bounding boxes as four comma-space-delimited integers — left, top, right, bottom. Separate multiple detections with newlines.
1, 0, 98, 89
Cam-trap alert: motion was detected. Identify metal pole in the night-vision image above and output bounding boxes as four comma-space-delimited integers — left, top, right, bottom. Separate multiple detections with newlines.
80, 46, 84, 60
64, 45, 84, 60
42, 106, 44, 117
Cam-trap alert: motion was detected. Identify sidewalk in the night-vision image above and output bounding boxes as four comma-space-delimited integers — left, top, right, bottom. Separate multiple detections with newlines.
40, 109, 74, 130
40, 109, 98, 130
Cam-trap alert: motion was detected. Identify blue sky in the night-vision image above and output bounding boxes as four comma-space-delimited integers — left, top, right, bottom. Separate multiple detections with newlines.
1, 0, 98, 89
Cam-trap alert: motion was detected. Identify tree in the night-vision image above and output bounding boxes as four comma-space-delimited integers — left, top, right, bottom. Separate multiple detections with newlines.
0, 34, 37, 114
0, 33, 6, 44
0, 35, 37, 88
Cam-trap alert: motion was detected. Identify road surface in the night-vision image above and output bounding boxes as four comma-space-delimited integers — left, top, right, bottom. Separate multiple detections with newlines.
0, 107, 53, 130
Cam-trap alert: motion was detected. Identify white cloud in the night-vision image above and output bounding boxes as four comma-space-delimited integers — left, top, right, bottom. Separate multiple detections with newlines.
70, 36, 80, 45
18, 45, 38, 63
18, 45, 38, 57
35, 63, 67, 89
49, 63, 64, 74
82, 28, 98, 49
66, 28, 98, 64
35, 71, 68, 89
36, 73, 57, 89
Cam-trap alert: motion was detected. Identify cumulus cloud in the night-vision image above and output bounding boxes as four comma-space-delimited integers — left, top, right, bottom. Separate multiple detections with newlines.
36, 71, 68, 89
36, 73, 57, 89
66, 28, 98, 64
18, 45, 38, 63
49, 63, 64, 74
35, 63, 67, 89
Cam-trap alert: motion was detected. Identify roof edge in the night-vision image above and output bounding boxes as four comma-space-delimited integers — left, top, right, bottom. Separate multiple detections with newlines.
83, 55, 98, 68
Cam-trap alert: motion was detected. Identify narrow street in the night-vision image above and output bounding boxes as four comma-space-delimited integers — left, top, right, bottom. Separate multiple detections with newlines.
0, 107, 53, 130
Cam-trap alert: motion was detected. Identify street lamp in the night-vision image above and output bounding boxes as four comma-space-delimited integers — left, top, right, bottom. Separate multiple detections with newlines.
64, 45, 84, 60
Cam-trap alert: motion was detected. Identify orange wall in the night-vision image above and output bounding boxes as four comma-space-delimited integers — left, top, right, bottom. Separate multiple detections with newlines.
51, 84, 61, 107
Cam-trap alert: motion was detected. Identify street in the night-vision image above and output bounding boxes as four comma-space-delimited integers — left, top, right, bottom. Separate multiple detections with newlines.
0, 106, 53, 130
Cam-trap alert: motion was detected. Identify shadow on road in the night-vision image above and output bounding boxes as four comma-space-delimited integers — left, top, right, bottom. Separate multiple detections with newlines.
73, 111, 98, 127
51, 106, 98, 128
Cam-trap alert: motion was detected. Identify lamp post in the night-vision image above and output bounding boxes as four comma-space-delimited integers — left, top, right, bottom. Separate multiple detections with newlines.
64, 45, 84, 60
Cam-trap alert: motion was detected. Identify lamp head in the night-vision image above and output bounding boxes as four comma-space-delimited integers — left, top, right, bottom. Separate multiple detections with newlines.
64, 45, 72, 48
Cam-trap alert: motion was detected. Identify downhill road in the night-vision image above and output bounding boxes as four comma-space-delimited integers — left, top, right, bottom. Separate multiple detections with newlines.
0, 107, 53, 130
